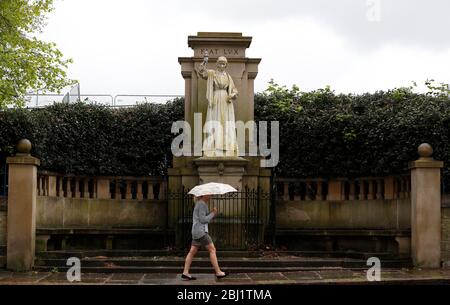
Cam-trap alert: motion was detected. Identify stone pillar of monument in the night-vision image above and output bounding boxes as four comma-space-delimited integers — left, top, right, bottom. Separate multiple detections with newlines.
6, 139, 40, 271
409, 143, 443, 268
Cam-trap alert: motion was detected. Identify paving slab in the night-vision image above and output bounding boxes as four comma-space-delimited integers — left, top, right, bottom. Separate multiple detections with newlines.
247, 272, 289, 282
103, 273, 144, 284
0, 271, 52, 284
283, 271, 321, 281
38, 272, 111, 284
316, 269, 359, 280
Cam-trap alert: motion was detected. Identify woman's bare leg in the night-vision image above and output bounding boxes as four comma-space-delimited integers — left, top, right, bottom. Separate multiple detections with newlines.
183, 246, 198, 276
206, 243, 225, 276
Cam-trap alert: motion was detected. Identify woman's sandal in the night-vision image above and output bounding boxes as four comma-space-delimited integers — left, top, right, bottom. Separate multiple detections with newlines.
215, 271, 229, 279
181, 274, 197, 280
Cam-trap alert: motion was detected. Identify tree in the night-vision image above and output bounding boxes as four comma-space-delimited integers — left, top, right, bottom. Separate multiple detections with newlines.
0, 0, 73, 108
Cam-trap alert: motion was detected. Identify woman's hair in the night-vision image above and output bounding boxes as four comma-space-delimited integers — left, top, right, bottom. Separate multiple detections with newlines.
217, 56, 227, 64
194, 195, 209, 201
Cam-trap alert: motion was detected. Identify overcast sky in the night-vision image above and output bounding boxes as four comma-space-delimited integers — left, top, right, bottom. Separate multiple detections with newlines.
39, 0, 450, 100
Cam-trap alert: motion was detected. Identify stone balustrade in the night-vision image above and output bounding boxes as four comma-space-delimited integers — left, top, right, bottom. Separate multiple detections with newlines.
274, 175, 410, 201
37, 171, 167, 200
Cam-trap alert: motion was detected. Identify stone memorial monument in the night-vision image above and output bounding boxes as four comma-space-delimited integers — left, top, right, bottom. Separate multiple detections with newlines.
168, 32, 270, 227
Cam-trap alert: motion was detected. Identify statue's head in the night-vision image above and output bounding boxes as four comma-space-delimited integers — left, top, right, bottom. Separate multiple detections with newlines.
216, 56, 228, 72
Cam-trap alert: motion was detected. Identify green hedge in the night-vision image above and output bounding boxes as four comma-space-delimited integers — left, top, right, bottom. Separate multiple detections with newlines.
0, 98, 184, 176
1, 85, 450, 182
254, 83, 450, 179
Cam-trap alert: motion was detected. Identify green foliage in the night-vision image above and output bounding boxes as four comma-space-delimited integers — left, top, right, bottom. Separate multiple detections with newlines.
0, 98, 184, 175
424, 79, 450, 98
255, 80, 450, 178
0, 0, 73, 108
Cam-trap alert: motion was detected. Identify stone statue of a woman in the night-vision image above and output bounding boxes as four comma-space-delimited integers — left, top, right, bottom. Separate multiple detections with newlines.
197, 55, 239, 157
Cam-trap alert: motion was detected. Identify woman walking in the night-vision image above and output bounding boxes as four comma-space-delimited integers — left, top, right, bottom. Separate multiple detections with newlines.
181, 194, 228, 280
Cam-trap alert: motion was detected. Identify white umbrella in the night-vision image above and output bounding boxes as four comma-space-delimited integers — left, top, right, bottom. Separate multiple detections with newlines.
187, 182, 237, 197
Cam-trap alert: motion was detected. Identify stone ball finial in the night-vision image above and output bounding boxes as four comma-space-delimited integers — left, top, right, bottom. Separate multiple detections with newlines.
16, 139, 32, 155
418, 143, 433, 158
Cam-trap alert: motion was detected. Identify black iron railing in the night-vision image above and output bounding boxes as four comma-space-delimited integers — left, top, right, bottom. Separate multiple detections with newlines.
172, 186, 270, 250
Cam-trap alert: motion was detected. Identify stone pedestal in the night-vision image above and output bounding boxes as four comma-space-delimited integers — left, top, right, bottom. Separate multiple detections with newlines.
6, 139, 40, 271
408, 143, 443, 268
168, 155, 271, 229
194, 156, 248, 191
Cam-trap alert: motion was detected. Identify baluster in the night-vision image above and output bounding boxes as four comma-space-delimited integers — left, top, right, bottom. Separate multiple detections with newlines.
40, 176, 46, 196
159, 181, 165, 200
47, 175, 56, 196
341, 181, 348, 200
115, 179, 121, 199
376, 179, 383, 199
148, 182, 154, 200
125, 180, 132, 199
92, 178, 98, 198
40, 176, 45, 196
137, 180, 144, 200
39, 176, 43, 196
58, 176, 64, 197
83, 178, 89, 198
306, 181, 312, 200
294, 183, 301, 201
66, 177, 72, 198
358, 179, 365, 200
317, 181, 324, 200
74, 178, 80, 198
45, 176, 49, 196
367, 179, 374, 200
283, 181, 289, 201
349, 180, 355, 200
46, 175, 50, 196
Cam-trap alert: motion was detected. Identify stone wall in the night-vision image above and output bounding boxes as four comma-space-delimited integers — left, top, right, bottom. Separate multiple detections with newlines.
36, 196, 167, 228
442, 205, 450, 263
276, 199, 411, 229
0, 197, 6, 267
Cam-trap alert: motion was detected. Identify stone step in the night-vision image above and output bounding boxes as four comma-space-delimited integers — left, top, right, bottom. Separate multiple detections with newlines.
36, 249, 402, 260
35, 257, 344, 268
33, 265, 373, 274
34, 256, 412, 273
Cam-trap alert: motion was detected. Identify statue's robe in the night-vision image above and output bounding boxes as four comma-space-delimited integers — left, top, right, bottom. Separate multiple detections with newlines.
203, 69, 238, 157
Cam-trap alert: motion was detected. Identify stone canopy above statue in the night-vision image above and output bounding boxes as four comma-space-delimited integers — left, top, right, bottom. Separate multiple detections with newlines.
188, 32, 252, 59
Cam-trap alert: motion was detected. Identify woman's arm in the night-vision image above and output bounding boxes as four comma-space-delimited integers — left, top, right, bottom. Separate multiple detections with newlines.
198, 203, 215, 224
196, 62, 209, 80
227, 73, 238, 103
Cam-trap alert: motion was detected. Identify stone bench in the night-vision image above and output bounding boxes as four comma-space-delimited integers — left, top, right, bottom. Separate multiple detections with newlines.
36, 227, 173, 252
275, 228, 410, 236
274, 228, 411, 256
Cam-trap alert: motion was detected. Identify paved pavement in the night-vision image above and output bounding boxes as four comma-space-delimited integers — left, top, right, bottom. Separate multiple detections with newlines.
1, 268, 450, 285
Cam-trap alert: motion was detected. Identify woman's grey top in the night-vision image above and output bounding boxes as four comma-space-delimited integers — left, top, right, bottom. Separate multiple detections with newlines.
191, 200, 215, 240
